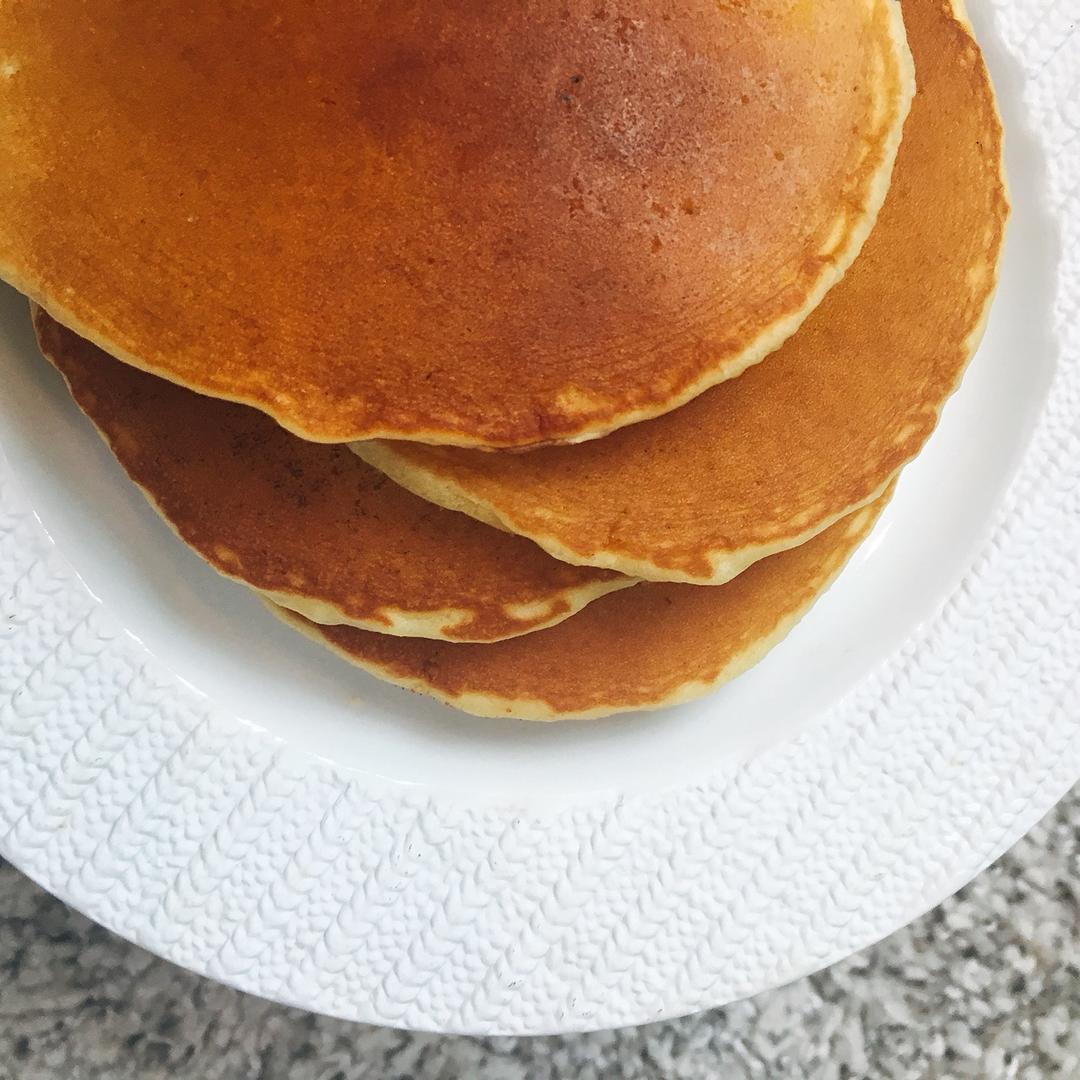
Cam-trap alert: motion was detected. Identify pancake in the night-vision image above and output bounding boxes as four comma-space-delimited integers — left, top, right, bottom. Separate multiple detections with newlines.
2, 2, 912, 449
273, 489, 891, 720
34, 309, 630, 642
357, 0, 1006, 582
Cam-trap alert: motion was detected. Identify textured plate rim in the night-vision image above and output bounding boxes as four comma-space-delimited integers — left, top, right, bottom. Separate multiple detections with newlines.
1, 0, 1079, 1036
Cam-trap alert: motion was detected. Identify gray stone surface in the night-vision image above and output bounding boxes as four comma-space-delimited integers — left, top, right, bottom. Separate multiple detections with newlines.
1, 787, 1078, 1080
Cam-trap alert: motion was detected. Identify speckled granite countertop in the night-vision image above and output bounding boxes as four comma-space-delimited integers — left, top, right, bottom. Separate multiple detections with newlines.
1, 787, 1078, 1080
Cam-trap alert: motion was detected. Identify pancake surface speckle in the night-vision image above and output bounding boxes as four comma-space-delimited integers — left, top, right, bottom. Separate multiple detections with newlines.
2, 0, 911, 447
35, 309, 630, 642
357, 0, 1006, 579
275, 491, 891, 720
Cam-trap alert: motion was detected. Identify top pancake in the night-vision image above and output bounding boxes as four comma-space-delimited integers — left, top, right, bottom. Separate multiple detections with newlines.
357, 0, 1007, 581
1, 1, 912, 448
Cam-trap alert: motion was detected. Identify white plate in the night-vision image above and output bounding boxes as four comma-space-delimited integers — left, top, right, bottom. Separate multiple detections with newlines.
1, 1, 1077, 1036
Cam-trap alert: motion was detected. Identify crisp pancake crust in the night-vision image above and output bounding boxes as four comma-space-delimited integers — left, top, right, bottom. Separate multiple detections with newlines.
358, 0, 1007, 580
275, 492, 890, 720
35, 310, 630, 642
2, 1, 911, 448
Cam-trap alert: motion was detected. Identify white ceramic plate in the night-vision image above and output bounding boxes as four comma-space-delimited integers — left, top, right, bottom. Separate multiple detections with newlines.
1, 1, 1078, 1037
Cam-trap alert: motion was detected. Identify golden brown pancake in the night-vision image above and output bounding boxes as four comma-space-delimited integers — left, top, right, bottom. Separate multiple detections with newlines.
274, 490, 890, 720
357, 0, 1006, 581
35, 309, 630, 642
2, 1, 912, 449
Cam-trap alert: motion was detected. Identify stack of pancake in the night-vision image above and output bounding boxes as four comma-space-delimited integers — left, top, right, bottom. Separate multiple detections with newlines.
0, 0, 1007, 720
